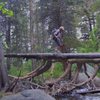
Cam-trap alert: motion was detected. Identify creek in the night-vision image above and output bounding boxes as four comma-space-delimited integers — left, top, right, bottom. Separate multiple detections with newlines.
55, 93, 100, 100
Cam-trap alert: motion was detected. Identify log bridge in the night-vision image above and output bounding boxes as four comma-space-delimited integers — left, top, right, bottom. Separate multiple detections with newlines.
5, 53, 100, 93
5, 53, 100, 60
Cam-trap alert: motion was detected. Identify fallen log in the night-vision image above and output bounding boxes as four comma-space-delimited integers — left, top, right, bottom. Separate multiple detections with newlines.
68, 59, 100, 63
4, 53, 100, 60
5, 53, 100, 94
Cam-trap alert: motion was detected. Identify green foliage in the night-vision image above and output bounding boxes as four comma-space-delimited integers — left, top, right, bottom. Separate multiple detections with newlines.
0, 92, 3, 98
91, 0, 100, 12
0, 32, 2, 37
9, 60, 32, 76
97, 70, 100, 77
43, 62, 63, 79
0, 2, 13, 16
3, 41, 8, 49
78, 27, 100, 53
2, 8, 13, 16
71, 63, 77, 72
51, 62, 63, 78
96, 14, 100, 29
9, 61, 63, 81
63, 36, 81, 49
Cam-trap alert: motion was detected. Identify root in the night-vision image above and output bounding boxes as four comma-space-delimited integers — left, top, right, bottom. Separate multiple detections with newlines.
71, 64, 99, 89
54, 64, 99, 94
71, 63, 82, 83
46, 62, 71, 85
9, 60, 52, 80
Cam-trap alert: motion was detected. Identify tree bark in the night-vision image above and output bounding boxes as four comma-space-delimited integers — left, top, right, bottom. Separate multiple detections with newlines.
6, 17, 11, 69
0, 38, 9, 90
5, 53, 100, 60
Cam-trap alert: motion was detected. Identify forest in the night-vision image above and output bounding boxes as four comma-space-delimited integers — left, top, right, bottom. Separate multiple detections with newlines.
0, 0, 100, 100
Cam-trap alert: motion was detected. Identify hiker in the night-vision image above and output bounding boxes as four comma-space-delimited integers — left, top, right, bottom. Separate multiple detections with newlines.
52, 26, 65, 52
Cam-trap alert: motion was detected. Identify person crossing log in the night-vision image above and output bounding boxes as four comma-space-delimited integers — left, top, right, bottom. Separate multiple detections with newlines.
52, 26, 66, 52
51, 26, 89, 81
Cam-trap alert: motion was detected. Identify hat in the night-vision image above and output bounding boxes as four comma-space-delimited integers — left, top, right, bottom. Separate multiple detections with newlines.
59, 26, 64, 30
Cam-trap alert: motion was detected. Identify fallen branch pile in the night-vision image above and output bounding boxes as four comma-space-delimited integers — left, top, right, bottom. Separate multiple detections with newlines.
5, 53, 100, 94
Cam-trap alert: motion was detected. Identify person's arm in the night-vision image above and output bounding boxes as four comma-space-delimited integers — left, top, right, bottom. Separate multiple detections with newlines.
54, 29, 60, 37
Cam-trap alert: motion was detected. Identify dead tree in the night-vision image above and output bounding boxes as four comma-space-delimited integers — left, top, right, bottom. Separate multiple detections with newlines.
5, 53, 100, 94
5, 53, 100, 81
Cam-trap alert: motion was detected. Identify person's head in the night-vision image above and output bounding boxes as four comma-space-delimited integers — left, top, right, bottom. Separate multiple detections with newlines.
59, 26, 64, 31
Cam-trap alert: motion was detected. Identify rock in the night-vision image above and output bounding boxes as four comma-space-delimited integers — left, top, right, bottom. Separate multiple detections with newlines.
77, 64, 100, 87
78, 73, 100, 87
0, 89, 55, 100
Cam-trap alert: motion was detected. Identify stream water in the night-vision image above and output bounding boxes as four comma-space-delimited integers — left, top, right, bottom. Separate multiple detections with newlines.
55, 94, 100, 100
53, 66, 100, 100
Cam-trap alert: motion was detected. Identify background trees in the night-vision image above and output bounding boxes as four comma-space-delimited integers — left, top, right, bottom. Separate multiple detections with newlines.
0, 1, 13, 90
0, 0, 100, 83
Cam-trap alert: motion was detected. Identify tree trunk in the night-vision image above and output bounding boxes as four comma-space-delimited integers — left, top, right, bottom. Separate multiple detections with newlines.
5, 53, 100, 60
6, 17, 11, 69
0, 37, 9, 90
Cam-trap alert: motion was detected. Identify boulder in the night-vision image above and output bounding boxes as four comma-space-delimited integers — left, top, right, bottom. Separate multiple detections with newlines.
78, 73, 100, 87
0, 89, 55, 100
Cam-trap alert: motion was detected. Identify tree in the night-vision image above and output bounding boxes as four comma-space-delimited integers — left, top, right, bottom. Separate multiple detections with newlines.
0, 1, 13, 90
0, 37, 9, 90
77, 0, 100, 52
7, 0, 29, 66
